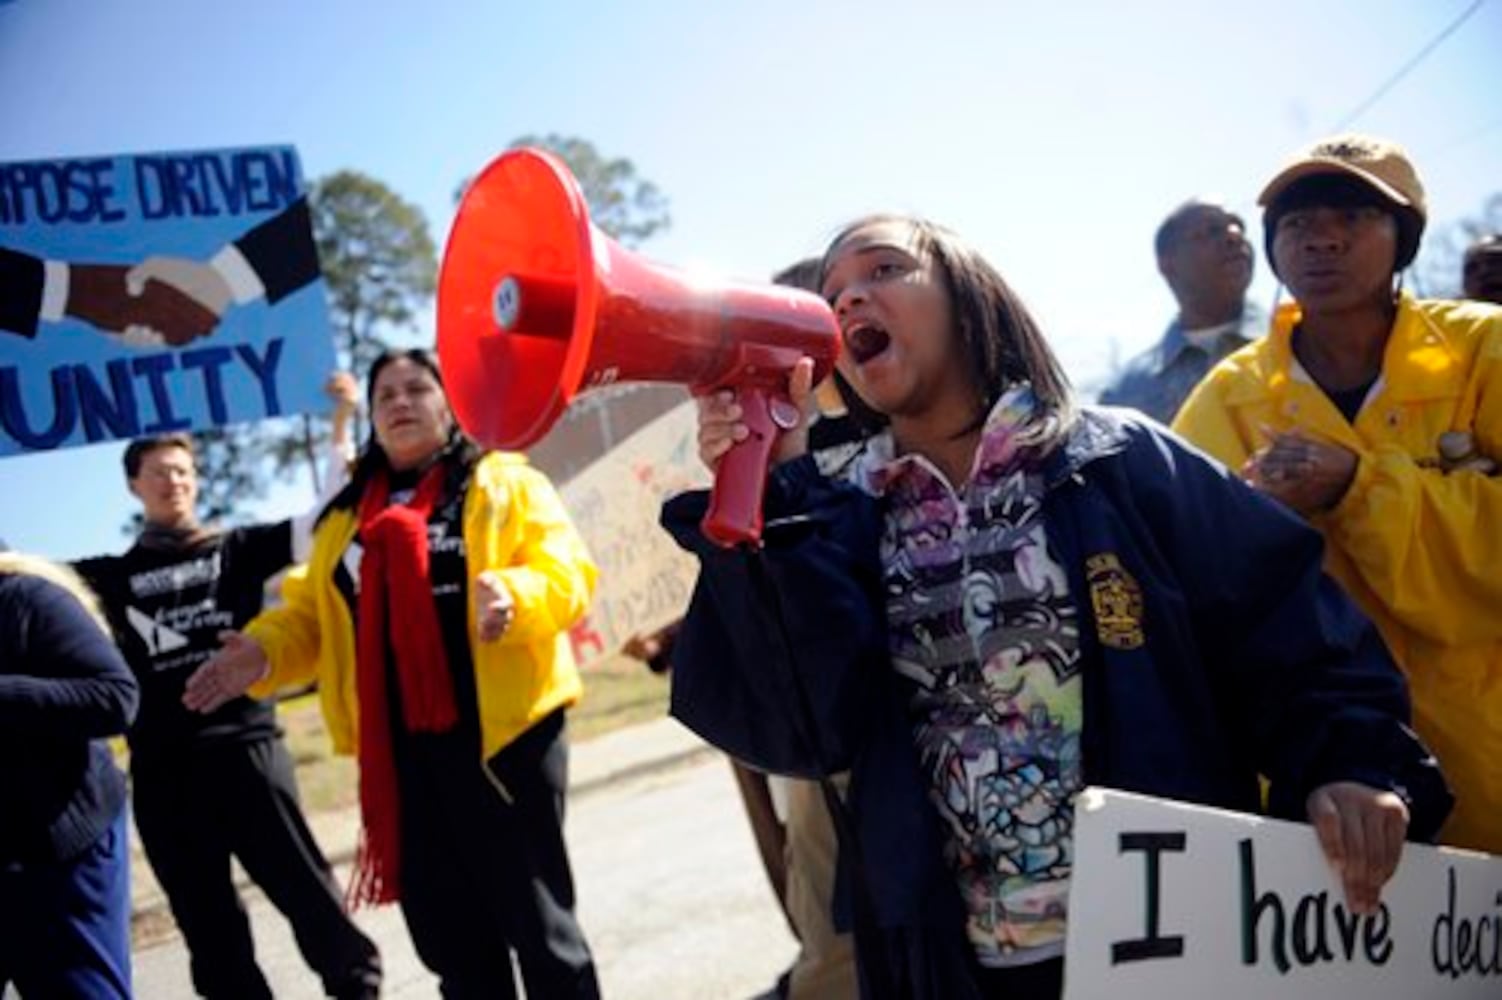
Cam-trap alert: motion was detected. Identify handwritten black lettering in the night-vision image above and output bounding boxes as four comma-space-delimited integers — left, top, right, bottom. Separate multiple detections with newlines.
1292, 893, 1335, 965
1240, 838, 1391, 975
1432, 868, 1502, 979
1111, 831, 1186, 964
1241, 838, 1290, 974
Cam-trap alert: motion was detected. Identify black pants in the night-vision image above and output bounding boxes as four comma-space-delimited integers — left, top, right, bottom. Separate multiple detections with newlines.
972, 956, 1064, 999
132, 737, 381, 1000
396, 708, 599, 999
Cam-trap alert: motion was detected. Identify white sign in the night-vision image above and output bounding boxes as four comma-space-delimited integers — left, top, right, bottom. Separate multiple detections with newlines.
1064, 787, 1502, 998
560, 400, 707, 667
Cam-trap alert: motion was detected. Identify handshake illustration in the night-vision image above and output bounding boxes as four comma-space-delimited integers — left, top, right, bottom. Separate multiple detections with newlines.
1, 197, 319, 349
67, 255, 244, 348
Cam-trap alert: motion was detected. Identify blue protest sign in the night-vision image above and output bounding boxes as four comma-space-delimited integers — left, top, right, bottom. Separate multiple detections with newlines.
0, 145, 336, 455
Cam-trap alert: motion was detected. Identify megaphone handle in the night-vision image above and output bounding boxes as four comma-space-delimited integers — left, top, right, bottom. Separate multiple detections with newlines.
701, 385, 786, 548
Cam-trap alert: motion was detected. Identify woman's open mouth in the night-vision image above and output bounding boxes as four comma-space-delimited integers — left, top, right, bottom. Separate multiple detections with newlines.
844, 323, 891, 365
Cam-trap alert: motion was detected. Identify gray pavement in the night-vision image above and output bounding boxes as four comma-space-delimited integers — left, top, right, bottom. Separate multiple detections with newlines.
128, 714, 715, 923
128, 717, 802, 998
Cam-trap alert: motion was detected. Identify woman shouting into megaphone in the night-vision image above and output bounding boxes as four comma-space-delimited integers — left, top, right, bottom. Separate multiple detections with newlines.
662, 214, 1453, 1000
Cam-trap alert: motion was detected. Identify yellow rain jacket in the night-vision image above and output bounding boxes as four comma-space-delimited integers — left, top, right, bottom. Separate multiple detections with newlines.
244, 452, 598, 764
1173, 293, 1502, 854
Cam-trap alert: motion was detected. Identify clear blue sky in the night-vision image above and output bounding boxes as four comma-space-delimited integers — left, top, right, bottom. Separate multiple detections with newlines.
2, 0, 1499, 560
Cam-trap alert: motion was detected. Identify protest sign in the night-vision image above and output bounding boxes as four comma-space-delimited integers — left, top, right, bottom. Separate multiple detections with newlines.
560, 399, 707, 667
1064, 787, 1501, 998
0, 144, 336, 455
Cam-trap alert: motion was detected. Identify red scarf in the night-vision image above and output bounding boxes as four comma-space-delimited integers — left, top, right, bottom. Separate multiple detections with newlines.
348, 462, 459, 907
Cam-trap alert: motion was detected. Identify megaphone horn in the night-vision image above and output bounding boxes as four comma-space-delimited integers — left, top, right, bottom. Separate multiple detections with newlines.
438, 147, 840, 547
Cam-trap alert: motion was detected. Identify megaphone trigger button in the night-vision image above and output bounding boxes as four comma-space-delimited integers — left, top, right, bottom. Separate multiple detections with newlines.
769, 397, 802, 431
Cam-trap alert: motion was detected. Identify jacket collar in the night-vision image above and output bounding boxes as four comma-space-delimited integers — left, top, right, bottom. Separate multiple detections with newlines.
1042, 408, 1132, 489
853, 384, 1041, 495
845, 389, 1132, 496
1375, 294, 1465, 404
1155, 303, 1265, 375
1224, 292, 1462, 408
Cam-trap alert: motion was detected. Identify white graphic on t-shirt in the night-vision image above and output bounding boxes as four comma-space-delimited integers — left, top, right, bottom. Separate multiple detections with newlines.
126, 604, 190, 656
342, 540, 364, 594
128, 552, 221, 598
429, 521, 463, 555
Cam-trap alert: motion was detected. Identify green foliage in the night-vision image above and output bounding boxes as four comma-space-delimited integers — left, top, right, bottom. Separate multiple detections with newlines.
310, 171, 438, 373
192, 422, 280, 522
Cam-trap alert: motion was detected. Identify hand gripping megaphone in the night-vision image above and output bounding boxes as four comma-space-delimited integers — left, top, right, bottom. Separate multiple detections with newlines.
437, 148, 840, 547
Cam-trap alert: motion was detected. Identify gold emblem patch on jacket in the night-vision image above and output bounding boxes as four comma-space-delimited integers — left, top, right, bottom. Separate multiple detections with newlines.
1086, 552, 1145, 650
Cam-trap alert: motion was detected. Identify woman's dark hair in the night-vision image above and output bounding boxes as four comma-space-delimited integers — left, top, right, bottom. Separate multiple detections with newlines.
820, 214, 1075, 446
320, 348, 483, 520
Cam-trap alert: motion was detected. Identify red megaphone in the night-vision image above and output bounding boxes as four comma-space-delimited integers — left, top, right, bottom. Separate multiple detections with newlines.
437, 147, 840, 547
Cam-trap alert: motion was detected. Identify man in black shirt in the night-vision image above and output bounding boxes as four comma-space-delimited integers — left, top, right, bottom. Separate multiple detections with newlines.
76, 433, 380, 1000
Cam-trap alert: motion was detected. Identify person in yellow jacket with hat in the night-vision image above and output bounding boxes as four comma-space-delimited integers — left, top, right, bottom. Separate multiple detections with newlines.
1173, 134, 1502, 855
183, 347, 604, 999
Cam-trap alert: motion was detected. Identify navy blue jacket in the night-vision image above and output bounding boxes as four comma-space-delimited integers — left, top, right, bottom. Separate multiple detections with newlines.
662, 408, 1452, 1000
0, 569, 139, 864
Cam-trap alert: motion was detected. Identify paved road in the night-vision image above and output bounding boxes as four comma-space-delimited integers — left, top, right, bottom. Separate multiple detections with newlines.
132, 753, 798, 998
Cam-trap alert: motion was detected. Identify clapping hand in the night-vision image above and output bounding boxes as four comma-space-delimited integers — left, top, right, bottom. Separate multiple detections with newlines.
1243, 428, 1358, 517
474, 570, 516, 643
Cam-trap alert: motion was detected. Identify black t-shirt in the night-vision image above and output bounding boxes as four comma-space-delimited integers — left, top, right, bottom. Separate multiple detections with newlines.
75, 522, 293, 762
1292, 323, 1378, 424
1323, 378, 1377, 423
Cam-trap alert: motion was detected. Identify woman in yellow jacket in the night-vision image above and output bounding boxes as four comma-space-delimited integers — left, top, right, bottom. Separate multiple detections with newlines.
184, 348, 602, 998
1174, 135, 1502, 855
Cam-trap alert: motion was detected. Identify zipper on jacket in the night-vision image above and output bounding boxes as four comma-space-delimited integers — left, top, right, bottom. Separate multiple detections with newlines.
483, 763, 515, 805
